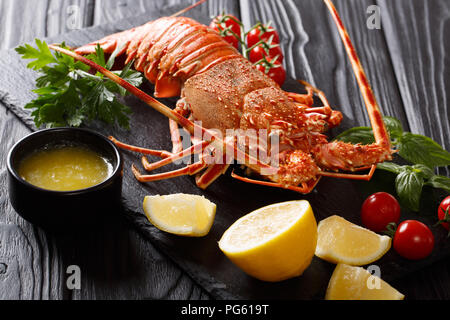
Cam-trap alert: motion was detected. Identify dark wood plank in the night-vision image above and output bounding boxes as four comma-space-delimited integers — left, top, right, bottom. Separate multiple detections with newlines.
93, 0, 238, 25
379, 0, 450, 177
0, 106, 63, 299
0, 0, 239, 50
0, 0, 95, 50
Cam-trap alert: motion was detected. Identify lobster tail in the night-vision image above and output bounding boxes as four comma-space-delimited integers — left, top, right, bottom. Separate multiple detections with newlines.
75, 17, 241, 98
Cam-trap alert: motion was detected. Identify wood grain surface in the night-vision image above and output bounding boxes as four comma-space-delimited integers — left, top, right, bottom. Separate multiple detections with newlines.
0, 0, 449, 300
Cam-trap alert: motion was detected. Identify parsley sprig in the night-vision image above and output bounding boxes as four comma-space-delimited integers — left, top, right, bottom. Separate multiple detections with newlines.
335, 116, 450, 211
15, 39, 143, 129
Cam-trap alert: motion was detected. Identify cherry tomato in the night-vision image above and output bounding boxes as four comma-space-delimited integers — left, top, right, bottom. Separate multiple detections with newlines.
393, 220, 435, 260
361, 192, 401, 233
210, 15, 241, 49
256, 61, 286, 86
437, 196, 450, 231
249, 43, 284, 64
246, 25, 280, 48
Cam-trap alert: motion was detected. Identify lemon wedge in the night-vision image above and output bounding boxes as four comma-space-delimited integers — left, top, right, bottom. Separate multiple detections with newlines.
219, 200, 317, 282
315, 215, 391, 266
143, 194, 216, 237
326, 264, 404, 300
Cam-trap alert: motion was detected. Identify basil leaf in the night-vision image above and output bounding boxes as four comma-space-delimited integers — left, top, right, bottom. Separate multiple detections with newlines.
398, 133, 450, 168
335, 116, 404, 146
334, 127, 375, 145
395, 168, 424, 212
426, 175, 450, 193
412, 164, 435, 180
376, 162, 403, 174
383, 116, 403, 139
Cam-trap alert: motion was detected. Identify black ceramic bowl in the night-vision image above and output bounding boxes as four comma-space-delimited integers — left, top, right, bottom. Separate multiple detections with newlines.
7, 128, 123, 232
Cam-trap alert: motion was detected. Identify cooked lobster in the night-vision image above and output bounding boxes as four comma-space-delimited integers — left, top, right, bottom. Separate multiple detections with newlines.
49, 0, 394, 194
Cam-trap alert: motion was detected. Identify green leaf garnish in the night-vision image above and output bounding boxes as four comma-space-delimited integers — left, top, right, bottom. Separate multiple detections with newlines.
382, 116, 403, 140
398, 133, 450, 168
395, 167, 424, 212
335, 116, 450, 212
16, 39, 143, 129
334, 126, 375, 145
426, 175, 450, 193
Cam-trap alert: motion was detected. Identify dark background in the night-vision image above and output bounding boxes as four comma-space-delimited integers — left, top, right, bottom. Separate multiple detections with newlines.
0, 0, 449, 299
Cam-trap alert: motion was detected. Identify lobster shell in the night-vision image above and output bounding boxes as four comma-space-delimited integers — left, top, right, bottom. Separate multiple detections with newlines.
76, 17, 242, 98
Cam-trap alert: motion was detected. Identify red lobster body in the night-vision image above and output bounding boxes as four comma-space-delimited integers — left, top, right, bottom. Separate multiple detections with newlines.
60, 0, 393, 193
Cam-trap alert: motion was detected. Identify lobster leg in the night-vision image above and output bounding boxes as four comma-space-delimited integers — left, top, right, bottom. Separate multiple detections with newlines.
196, 164, 231, 189
286, 84, 314, 106
231, 171, 321, 194
288, 80, 331, 109
109, 136, 172, 158
141, 140, 211, 171
288, 80, 343, 129
169, 119, 184, 154
132, 162, 208, 182
319, 164, 377, 181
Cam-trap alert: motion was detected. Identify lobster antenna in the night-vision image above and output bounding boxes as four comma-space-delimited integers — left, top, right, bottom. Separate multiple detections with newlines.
171, 0, 208, 17
323, 0, 391, 151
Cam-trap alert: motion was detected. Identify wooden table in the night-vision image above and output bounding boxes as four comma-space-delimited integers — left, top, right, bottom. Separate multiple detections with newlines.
0, 0, 449, 300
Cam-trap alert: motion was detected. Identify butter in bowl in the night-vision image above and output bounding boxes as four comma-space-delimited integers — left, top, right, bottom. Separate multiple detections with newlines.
7, 128, 123, 232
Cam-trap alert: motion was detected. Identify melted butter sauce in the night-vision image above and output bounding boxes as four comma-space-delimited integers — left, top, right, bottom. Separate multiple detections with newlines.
18, 144, 112, 191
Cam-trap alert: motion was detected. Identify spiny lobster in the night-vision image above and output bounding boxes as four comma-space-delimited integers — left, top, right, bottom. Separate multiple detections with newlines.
49, 0, 394, 194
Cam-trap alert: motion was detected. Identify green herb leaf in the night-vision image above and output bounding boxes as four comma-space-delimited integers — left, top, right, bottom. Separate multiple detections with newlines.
412, 164, 435, 180
334, 127, 375, 145
15, 39, 56, 70
334, 116, 403, 146
398, 133, 450, 168
376, 162, 403, 174
336, 115, 449, 211
395, 167, 424, 212
16, 39, 143, 129
383, 116, 403, 139
426, 175, 450, 193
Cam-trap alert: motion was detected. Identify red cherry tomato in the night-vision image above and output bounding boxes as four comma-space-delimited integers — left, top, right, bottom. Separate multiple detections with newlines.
437, 196, 450, 230
256, 61, 286, 86
361, 192, 401, 233
393, 220, 435, 260
249, 44, 284, 64
209, 15, 241, 49
246, 25, 280, 48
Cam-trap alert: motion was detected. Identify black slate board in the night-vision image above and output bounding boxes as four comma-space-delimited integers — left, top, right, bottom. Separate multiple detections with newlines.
0, 1, 448, 300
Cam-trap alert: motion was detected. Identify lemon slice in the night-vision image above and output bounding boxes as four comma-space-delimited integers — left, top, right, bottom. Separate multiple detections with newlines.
143, 194, 216, 237
326, 264, 404, 300
315, 215, 391, 266
219, 200, 317, 282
